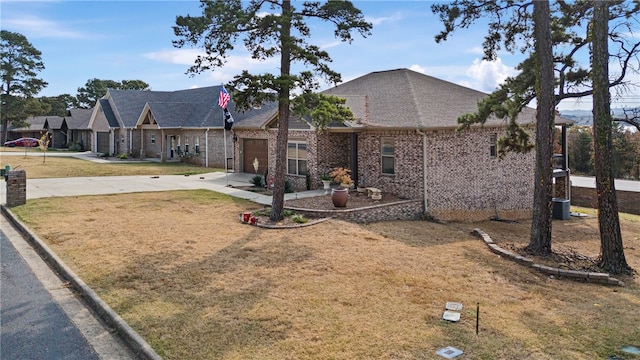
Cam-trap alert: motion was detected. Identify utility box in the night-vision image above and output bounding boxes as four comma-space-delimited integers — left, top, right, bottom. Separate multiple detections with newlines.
552, 198, 570, 220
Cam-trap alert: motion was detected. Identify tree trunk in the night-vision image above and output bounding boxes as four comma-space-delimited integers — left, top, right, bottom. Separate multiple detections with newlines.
270, 0, 292, 222
526, 0, 554, 255
591, 1, 631, 274
1, 118, 8, 145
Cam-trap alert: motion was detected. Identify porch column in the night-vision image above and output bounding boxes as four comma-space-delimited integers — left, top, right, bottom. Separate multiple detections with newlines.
140, 128, 144, 159
160, 129, 166, 162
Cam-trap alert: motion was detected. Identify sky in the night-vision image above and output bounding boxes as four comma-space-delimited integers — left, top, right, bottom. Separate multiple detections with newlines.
1, 0, 639, 112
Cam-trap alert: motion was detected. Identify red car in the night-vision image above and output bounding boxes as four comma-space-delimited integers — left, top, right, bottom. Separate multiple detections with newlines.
3, 137, 40, 147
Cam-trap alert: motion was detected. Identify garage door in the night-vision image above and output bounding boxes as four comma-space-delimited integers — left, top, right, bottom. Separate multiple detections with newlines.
96, 132, 109, 154
243, 139, 268, 174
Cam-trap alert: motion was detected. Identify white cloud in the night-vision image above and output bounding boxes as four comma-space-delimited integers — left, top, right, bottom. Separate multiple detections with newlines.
145, 49, 203, 65
145, 49, 279, 83
408, 64, 427, 74
365, 12, 403, 26
3, 16, 88, 39
464, 58, 517, 92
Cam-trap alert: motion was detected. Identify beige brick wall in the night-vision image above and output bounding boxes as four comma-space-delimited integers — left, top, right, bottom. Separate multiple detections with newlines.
355, 127, 535, 221
424, 127, 535, 220
236, 126, 536, 220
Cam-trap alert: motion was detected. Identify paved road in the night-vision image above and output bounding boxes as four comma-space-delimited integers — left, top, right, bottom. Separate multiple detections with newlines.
1, 216, 136, 360
570, 176, 639, 192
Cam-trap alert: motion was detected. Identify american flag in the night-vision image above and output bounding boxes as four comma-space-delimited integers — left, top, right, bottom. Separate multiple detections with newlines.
218, 86, 230, 109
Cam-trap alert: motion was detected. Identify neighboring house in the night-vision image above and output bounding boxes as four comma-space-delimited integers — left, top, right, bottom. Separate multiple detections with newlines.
43, 116, 67, 148
65, 108, 93, 151
87, 86, 275, 168
232, 68, 571, 221
7, 116, 47, 141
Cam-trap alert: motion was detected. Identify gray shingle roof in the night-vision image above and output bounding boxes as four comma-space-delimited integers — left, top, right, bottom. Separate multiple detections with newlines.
43, 116, 65, 130
99, 99, 120, 128
106, 85, 276, 129
323, 68, 538, 129
11, 116, 47, 131
65, 108, 93, 130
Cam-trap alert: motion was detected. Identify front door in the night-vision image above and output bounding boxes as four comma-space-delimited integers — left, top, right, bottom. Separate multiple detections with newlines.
243, 139, 268, 174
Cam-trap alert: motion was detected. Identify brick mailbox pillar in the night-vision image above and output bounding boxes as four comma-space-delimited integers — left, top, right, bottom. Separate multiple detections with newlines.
6, 169, 27, 207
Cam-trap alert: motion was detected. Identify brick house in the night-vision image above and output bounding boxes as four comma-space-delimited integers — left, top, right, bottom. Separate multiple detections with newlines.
87, 86, 274, 168
232, 68, 571, 221
7, 116, 47, 141
65, 108, 93, 151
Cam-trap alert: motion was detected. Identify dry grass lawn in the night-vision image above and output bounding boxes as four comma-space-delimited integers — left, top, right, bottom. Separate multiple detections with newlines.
0, 154, 212, 178
11, 191, 640, 360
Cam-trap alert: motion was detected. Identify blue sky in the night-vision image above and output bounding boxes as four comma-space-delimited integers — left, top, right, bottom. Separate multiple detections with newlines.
1, 0, 639, 112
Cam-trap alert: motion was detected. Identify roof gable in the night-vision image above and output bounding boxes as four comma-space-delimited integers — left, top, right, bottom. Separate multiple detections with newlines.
65, 108, 93, 129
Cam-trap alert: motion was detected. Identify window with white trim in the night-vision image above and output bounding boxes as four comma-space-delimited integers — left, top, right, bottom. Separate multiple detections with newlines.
195, 136, 200, 154
490, 133, 497, 158
287, 140, 307, 175
150, 134, 156, 144
381, 137, 395, 174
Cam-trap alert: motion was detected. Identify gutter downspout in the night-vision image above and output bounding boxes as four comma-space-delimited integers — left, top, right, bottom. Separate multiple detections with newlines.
416, 128, 428, 214
205, 128, 210, 168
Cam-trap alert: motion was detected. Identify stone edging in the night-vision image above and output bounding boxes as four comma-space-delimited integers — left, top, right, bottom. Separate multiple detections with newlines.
255, 217, 332, 229
238, 214, 333, 229
0, 205, 162, 360
472, 228, 625, 286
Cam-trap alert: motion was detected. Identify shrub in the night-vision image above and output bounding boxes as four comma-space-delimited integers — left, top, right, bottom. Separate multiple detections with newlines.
291, 214, 309, 224
283, 209, 295, 217
179, 153, 198, 164
250, 175, 264, 187
118, 153, 128, 159
67, 142, 83, 152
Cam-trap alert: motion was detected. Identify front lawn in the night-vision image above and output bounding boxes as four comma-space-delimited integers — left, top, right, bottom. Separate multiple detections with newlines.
11, 191, 640, 359
0, 155, 215, 178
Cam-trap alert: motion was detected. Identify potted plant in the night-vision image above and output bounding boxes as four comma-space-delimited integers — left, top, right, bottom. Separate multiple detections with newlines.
329, 167, 353, 207
320, 173, 332, 192
330, 167, 353, 189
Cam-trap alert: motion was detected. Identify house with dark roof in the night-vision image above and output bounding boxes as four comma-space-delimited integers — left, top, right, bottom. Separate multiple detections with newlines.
65, 108, 93, 150
87, 85, 273, 168
231, 68, 572, 221
42, 116, 67, 148
7, 116, 47, 140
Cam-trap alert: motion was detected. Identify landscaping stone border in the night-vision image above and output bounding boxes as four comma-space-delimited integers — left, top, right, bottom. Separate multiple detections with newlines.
472, 228, 625, 286
286, 199, 423, 223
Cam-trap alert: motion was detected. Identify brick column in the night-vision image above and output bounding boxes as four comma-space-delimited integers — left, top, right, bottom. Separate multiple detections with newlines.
6, 169, 26, 207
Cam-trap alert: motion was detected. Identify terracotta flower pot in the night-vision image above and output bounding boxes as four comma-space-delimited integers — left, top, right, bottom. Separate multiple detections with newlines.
331, 188, 348, 207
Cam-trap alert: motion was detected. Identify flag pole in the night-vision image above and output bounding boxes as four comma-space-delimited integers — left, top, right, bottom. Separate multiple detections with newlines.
224, 126, 229, 186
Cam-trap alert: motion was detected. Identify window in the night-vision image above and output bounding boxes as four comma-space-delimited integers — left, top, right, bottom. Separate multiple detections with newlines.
120, 134, 125, 144
150, 134, 156, 144
195, 136, 200, 154
287, 141, 307, 175
381, 137, 394, 174
490, 134, 497, 158
185, 136, 189, 153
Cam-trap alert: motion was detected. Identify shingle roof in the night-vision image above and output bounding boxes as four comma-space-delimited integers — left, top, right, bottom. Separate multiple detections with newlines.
43, 116, 65, 130
11, 116, 47, 131
107, 85, 279, 129
100, 99, 120, 128
323, 68, 538, 129
65, 108, 93, 130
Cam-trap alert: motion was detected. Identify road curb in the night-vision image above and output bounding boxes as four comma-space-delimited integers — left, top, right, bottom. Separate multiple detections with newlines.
1, 205, 162, 360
